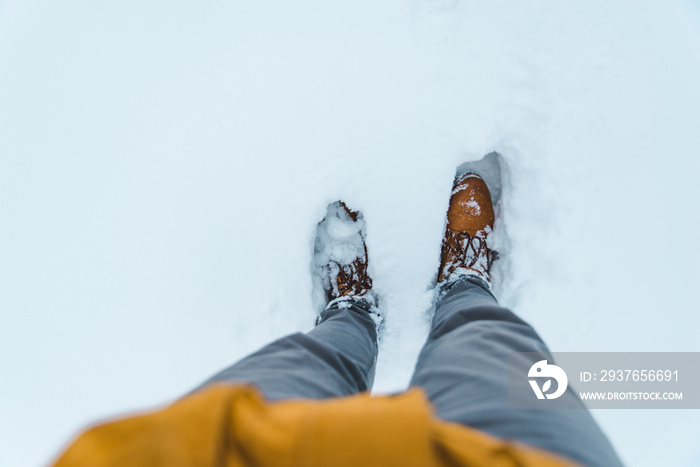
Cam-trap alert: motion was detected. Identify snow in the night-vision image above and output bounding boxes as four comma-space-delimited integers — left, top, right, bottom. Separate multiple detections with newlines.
463, 199, 481, 215
314, 202, 367, 267
1, 1, 700, 466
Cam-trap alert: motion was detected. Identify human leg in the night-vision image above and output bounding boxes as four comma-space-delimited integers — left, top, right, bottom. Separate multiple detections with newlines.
409, 278, 622, 467
412, 164, 621, 466
200, 297, 378, 400
199, 201, 379, 400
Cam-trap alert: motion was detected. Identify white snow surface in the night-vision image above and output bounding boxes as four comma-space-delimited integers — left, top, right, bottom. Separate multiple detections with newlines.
1, 1, 700, 466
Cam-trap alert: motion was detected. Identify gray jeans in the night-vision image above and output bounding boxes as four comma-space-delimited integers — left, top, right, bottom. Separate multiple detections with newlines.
203, 279, 622, 467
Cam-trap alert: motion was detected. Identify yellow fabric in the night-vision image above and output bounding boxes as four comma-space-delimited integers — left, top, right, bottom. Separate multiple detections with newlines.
53, 384, 581, 467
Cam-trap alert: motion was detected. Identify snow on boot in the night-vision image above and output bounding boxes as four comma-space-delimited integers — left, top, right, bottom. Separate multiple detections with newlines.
437, 173, 498, 289
312, 201, 379, 323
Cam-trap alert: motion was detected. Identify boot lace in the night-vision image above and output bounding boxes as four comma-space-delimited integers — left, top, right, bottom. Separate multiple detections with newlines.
441, 230, 498, 280
328, 243, 373, 301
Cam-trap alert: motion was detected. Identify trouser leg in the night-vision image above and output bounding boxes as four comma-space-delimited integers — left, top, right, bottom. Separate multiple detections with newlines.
200, 299, 378, 400
410, 278, 622, 467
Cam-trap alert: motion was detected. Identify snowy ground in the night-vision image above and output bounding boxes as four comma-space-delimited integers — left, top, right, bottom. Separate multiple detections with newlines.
2, 1, 700, 466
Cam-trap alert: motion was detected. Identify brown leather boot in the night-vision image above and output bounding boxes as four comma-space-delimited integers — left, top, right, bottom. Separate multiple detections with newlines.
313, 201, 374, 306
437, 173, 497, 286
